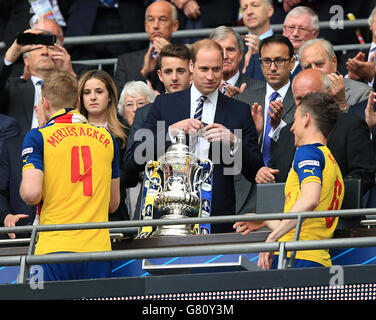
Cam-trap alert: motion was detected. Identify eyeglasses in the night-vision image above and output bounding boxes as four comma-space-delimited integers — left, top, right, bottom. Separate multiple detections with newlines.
259, 57, 291, 67
283, 25, 312, 34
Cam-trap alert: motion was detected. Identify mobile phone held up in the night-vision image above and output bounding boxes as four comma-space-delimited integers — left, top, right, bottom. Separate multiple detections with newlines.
16, 33, 56, 46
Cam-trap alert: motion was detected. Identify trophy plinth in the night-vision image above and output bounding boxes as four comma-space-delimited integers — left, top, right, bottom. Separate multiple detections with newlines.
145, 129, 213, 237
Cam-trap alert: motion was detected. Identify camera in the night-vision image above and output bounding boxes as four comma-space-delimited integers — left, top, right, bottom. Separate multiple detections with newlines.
16, 33, 56, 46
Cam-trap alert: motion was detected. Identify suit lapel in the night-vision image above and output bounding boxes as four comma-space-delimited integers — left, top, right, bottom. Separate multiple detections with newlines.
252, 85, 267, 107
180, 88, 191, 120
213, 91, 226, 125
19, 79, 35, 129
281, 85, 295, 122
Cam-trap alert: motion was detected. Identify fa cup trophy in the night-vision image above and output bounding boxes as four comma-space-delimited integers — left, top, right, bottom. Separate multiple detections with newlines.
144, 129, 213, 236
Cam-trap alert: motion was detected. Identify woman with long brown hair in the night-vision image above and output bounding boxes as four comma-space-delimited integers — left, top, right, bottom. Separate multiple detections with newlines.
78, 69, 129, 221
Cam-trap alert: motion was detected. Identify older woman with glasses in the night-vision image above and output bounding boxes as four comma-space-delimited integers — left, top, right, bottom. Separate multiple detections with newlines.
118, 81, 156, 218
118, 81, 157, 128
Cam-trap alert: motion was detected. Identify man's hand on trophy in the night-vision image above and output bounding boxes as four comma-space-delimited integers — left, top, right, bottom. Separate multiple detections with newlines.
170, 118, 204, 137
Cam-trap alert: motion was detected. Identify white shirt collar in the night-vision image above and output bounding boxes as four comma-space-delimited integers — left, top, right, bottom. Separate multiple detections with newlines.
31, 75, 43, 86
369, 42, 376, 60
190, 83, 218, 105
224, 71, 240, 87
265, 80, 291, 101
249, 28, 273, 40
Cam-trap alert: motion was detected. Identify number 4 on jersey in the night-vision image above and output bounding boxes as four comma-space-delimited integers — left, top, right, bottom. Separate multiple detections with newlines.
71, 146, 93, 197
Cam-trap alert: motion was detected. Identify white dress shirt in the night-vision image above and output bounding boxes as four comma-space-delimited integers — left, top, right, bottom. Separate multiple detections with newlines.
224, 71, 240, 88
261, 81, 291, 150
368, 42, 376, 87
31, 76, 44, 129
190, 84, 218, 160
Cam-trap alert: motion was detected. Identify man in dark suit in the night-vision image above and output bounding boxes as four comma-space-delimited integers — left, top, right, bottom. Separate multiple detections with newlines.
0, 26, 77, 138
0, 114, 35, 240
123, 43, 192, 218
241, 0, 274, 81
6, 18, 92, 79
124, 39, 263, 233
209, 26, 264, 98
114, 1, 179, 95
235, 35, 297, 214
257, 69, 375, 197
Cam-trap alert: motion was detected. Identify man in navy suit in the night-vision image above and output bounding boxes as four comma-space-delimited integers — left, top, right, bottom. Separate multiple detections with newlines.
241, 0, 274, 81
114, 1, 179, 95
125, 39, 263, 233
0, 114, 35, 239
0, 26, 78, 138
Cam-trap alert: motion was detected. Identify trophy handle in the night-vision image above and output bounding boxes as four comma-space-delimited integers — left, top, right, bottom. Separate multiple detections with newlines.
193, 159, 213, 191
144, 160, 162, 189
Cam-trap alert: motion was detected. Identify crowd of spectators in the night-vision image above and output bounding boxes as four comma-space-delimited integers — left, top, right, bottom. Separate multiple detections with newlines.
0, 0, 376, 277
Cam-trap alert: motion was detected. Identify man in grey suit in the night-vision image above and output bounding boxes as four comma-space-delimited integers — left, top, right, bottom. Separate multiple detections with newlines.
298, 38, 371, 109
235, 35, 297, 214
209, 26, 264, 98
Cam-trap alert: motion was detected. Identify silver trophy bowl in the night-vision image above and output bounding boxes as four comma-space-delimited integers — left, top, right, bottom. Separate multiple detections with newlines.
145, 129, 213, 236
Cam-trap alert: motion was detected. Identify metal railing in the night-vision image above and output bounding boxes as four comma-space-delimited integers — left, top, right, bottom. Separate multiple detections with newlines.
0, 19, 371, 70
0, 208, 375, 284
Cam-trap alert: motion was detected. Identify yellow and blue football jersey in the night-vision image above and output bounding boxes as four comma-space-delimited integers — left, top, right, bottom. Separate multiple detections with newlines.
280, 143, 344, 267
22, 109, 120, 255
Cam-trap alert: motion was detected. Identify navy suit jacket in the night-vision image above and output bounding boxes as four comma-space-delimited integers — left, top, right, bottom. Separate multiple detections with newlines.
0, 117, 35, 238
124, 88, 263, 233
0, 63, 35, 138
244, 53, 265, 82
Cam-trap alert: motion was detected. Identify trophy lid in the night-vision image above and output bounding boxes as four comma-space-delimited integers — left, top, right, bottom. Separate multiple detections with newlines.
168, 129, 188, 152
161, 129, 198, 165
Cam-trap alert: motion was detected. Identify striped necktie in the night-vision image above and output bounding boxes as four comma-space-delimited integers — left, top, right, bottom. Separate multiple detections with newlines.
194, 95, 207, 121
222, 81, 229, 95
263, 91, 279, 166
100, 0, 118, 8
190, 95, 207, 152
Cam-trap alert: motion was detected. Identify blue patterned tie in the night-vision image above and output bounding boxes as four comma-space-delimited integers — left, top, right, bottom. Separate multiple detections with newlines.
263, 91, 279, 166
100, 0, 118, 8
194, 95, 207, 121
